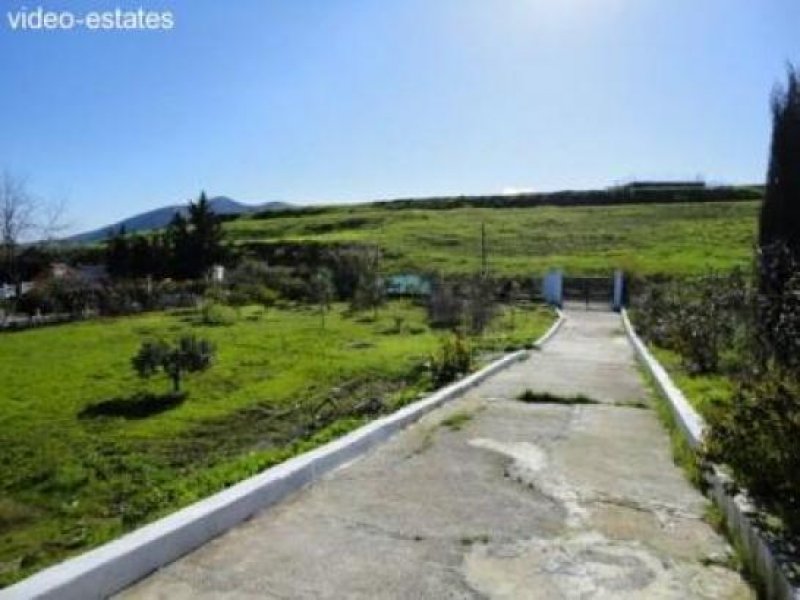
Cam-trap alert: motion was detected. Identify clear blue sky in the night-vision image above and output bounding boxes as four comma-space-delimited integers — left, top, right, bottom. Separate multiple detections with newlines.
1, 0, 798, 233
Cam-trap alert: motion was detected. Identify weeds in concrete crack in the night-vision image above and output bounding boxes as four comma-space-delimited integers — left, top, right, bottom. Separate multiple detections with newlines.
459, 534, 491, 546
612, 399, 651, 409
440, 410, 475, 431
517, 390, 600, 405
405, 427, 435, 459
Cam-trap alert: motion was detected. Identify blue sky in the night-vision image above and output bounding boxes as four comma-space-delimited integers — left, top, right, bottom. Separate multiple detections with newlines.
1, 0, 798, 233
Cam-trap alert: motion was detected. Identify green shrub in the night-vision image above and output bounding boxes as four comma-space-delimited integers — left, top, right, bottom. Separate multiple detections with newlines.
632, 271, 750, 374
426, 276, 497, 333
704, 369, 800, 533
429, 333, 472, 387
228, 284, 279, 309
200, 302, 237, 326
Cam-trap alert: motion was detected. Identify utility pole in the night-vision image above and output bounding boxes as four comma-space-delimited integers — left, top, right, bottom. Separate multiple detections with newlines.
481, 222, 488, 277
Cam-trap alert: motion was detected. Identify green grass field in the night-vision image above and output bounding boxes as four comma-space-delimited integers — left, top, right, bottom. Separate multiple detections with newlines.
0, 300, 552, 585
226, 200, 759, 276
651, 346, 735, 419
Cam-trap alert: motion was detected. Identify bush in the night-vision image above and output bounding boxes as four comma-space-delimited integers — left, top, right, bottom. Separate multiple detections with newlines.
324, 246, 383, 300
228, 259, 271, 287
19, 276, 99, 317
200, 302, 237, 326
632, 271, 751, 374
704, 369, 800, 532
228, 283, 279, 309
427, 279, 464, 329
429, 333, 472, 387
756, 243, 800, 371
630, 282, 674, 347
350, 272, 385, 314
426, 277, 497, 334
464, 277, 497, 335
263, 267, 309, 301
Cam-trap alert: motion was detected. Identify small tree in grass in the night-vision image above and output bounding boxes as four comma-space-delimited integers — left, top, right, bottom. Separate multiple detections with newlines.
309, 268, 335, 329
132, 335, 215, 394
351, 271, 385, 316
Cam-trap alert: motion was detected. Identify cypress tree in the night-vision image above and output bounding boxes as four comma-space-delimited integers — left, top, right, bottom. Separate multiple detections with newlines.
186, 191, 226, 278
106, 226, 131, 279
166, 212, 191, 279
757, 65, 800, 366
759, 65, 800, 254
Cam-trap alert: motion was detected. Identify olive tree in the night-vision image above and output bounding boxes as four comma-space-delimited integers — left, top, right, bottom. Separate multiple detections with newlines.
132, 335, 215, 394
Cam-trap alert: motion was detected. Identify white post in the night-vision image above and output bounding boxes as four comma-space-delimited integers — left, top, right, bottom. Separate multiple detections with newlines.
612, 270, 624, 312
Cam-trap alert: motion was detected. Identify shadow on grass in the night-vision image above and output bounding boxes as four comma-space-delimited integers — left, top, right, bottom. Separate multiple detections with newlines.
79, 392, 186, 420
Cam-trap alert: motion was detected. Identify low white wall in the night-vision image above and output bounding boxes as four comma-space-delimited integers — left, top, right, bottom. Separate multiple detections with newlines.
621, 310, 704, 447
534, 307, 565, 348
2, 311, 564, 600
621, 309, 799, 600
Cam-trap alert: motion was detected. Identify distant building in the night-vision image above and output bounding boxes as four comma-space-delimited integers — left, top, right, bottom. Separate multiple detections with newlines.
36, 263, 108, 285
612, 180, 707, 196
0, 282, 32, 300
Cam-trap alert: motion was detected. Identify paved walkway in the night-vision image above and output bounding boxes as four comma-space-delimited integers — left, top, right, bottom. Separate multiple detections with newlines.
119, 311, 751, 599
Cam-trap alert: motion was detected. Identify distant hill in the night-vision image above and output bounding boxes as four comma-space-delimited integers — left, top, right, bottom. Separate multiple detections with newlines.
67, 197, 290, 243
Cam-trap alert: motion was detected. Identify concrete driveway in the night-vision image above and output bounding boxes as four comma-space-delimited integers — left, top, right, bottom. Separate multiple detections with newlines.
118, 310, 752, 599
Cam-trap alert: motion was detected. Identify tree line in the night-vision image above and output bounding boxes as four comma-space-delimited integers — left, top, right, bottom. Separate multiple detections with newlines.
106, 192, 227, 280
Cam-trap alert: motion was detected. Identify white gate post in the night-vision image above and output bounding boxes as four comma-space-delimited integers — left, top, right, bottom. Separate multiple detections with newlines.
612, 270, 624, 311
542, 269, 563, 307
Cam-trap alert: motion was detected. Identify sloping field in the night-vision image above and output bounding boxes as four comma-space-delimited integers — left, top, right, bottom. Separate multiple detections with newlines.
227, 201, 759, 276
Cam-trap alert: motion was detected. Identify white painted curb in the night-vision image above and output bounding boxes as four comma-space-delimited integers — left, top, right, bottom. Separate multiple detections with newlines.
2, 311, 564, 600
621, 309, 799, 600
621, 309, 705, 448
533, 308, 565, 349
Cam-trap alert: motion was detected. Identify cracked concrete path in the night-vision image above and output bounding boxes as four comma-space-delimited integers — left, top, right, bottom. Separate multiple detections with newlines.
118, 310, 752, 599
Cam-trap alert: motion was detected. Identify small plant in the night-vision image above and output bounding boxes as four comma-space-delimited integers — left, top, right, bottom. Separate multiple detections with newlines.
702, 503, 726, 534
459, 534, 490, 546
391, 315, 406, 333
430, 333, 472, 387
440, 410, 473, 431
132, 335, 215, 394
309, 268, 335, 329
427, 278, 464, 329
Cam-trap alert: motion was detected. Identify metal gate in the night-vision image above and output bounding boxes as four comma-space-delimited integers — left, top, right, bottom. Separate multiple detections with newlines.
541, 270, 624, 311
562, 276, 613, 310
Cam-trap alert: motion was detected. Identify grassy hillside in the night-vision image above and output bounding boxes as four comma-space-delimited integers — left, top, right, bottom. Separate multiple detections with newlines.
226, 200, 759, 276
0, 301, 552, 585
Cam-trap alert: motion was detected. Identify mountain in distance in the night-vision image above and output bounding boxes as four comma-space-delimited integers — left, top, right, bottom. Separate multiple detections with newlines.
67, 196, 291, 243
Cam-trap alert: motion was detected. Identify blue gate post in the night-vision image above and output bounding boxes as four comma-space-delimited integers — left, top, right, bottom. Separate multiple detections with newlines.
612, 270, 625, 312
542, 269, 563, 308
